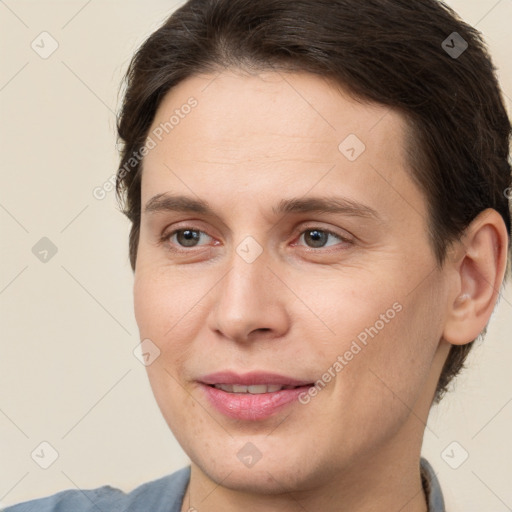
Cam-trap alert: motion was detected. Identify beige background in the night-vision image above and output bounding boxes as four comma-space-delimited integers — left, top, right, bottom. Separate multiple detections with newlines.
0, 1, 511, 510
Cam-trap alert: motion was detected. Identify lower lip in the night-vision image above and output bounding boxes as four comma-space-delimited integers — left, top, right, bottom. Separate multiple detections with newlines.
200, 384, 312, 421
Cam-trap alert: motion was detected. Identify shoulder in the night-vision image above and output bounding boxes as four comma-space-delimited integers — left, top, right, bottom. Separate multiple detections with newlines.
2, 466, 191, 512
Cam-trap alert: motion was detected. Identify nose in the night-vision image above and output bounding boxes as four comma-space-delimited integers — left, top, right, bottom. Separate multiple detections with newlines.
207, 246, 289, 344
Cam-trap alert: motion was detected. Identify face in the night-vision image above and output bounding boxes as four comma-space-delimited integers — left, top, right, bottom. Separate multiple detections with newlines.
134, 69, 451, 493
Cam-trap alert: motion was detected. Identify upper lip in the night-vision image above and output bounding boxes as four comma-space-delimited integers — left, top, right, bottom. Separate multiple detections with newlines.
199, 371, 313, 387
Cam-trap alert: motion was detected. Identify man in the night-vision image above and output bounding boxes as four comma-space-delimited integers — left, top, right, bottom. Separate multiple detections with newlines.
5, 0, 510, 510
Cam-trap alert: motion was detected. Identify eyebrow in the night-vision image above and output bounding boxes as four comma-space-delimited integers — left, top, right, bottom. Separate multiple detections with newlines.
144, 193, 381, 220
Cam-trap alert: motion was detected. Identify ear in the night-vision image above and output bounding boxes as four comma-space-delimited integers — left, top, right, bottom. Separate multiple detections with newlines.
443, 208, 509, 346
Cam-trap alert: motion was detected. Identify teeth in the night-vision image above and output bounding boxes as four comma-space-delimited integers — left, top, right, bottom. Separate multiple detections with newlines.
213, 384, 294, 394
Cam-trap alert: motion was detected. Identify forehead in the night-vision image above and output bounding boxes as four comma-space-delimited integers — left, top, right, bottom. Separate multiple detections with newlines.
146, 69, 407, 161
141, 69, 426, 226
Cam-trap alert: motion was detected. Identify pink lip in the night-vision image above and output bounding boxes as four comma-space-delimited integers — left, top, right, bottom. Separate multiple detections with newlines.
199, 370, 312, 387
199, 371, 313, 421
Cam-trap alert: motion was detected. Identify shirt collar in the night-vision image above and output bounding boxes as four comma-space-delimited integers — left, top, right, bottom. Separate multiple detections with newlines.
420, 457, 446, 512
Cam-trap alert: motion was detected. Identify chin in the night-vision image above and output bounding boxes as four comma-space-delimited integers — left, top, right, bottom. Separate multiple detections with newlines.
198, 458, 319, 494
185, 434, 333, 495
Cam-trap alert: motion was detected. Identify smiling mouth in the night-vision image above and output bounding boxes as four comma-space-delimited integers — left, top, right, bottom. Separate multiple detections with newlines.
210, 384, 308, 394
201, 379, 315, 420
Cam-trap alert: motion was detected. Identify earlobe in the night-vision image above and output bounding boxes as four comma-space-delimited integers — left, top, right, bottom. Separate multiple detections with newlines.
443, 209, 509, 346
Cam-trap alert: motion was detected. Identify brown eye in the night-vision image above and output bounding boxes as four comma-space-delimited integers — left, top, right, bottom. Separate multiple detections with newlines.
162, 228, 213, 251
175, 229, 202, 247
299, 229, 347, 249
303, 229, 329, 248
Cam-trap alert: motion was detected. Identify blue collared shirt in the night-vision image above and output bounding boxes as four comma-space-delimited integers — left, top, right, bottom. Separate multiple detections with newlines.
2, 457, 445, 511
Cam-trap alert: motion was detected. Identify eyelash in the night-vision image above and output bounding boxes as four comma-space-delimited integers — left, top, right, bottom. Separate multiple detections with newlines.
159, 225, 353, 254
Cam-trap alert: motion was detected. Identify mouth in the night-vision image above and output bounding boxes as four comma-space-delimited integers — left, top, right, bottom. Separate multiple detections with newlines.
198, 371, 314, 420
209, 384, 304, 394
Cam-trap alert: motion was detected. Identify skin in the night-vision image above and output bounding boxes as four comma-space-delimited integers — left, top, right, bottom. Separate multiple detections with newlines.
133, 69, 508, 512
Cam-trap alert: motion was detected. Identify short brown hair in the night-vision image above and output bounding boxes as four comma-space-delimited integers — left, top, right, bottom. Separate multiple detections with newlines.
116, 0, 511, 403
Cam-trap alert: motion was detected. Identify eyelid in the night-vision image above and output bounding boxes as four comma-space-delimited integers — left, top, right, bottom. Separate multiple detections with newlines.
293, 223, 355, 243
160, 222, 354, 254
160, 226, 215, 251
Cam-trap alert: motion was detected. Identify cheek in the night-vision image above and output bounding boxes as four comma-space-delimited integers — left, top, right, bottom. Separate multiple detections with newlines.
307, 269, 446, 411
331, 278, 446, 418
133, 268, 200, 435
133, 263, 202, 338
296, 270, 403, 355
133, 269, 167, 336
133, 263, 212, 387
